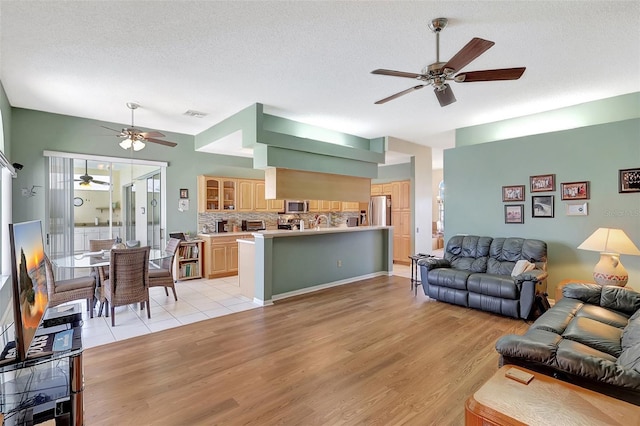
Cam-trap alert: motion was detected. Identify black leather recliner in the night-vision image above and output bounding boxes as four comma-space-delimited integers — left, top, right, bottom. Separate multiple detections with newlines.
418, 235, 548, 319
496, 282, 640, 405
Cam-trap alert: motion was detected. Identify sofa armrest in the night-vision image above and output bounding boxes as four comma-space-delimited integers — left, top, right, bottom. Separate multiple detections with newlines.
513, 268, 548, 284
417, 257, 450, 271
495, 329, 562, 365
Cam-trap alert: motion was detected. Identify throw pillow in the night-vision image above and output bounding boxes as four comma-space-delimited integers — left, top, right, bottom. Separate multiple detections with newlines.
511, 259, 535, 277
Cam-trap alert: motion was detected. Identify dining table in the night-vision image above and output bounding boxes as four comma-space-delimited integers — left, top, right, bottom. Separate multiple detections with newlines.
53, 248, 173, 317
53, 249, 172, 269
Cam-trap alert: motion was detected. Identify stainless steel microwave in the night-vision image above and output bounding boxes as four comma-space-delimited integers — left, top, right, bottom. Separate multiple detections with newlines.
285, 200, 309, 214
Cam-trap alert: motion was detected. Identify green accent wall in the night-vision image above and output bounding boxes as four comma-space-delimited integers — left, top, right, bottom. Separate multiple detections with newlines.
445, 118, 640, 294
254, 228, 393, 302
456, 92, 640, 147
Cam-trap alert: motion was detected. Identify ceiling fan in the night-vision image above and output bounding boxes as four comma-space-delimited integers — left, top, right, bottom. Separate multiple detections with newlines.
102, 102, 178, 151
76, 160, 109, 186
371, 18, 526, 107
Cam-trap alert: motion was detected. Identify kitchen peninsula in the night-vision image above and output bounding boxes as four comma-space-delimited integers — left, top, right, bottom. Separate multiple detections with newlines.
239, 225, 393, 304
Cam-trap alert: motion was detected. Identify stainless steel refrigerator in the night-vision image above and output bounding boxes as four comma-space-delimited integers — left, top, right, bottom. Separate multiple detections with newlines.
370, 195, 392, 226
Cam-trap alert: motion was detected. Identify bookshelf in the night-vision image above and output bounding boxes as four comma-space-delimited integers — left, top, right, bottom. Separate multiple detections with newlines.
174, 240, 204, 281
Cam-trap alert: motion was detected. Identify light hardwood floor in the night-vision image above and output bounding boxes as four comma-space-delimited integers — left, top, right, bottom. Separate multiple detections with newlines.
83, 275, 529, 425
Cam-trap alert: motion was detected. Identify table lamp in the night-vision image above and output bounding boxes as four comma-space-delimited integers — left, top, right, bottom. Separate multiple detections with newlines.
577, 228, 640, 286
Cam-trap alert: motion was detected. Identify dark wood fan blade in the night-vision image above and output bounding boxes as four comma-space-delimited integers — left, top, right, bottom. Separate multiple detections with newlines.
371, 69, 423, 79
443, 38, 495, 73
374, 85, 426, 104
455, 67, 526, 82
91, 179, 110, 185
434, 84, 456, 107
145, 137, 178, 147
140, 131, 165, 138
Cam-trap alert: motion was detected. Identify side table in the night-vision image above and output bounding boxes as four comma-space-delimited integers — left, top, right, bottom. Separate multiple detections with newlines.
408, 254, 431, 296
465, 365, 639, 425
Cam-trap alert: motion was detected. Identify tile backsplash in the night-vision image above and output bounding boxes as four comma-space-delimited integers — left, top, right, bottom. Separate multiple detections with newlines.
198, 210, 360, 233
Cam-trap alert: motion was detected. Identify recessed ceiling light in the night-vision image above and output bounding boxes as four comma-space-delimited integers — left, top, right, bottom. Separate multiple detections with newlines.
184, 110, 208, 118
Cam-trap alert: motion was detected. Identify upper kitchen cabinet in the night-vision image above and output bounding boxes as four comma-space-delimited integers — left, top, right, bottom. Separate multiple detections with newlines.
237, 179, 256, 211
197, 176, 237, 212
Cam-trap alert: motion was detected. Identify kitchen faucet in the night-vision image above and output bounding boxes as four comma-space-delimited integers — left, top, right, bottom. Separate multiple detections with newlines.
314, 214, 330, 229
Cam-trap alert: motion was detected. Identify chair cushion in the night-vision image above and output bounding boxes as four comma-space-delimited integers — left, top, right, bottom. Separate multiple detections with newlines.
149, 268, 171, 279
562, 316, 623, 357
467, 273, 518, 299
55, 276, 95, 291
427, 268, 471, 290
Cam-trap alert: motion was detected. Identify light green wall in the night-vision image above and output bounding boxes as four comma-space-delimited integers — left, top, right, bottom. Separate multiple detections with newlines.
9, 108, 263, 235
456, 92, 640, 147
445, 118, 640, 294
254, 228, 392, 302
0, 82, 10, 154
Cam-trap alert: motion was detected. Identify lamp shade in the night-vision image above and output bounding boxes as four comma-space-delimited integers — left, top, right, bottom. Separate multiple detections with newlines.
578, 228, 640, 286
577, 228, 640, 255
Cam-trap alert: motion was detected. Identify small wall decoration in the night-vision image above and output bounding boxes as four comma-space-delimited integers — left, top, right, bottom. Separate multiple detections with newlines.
532, 195, 554, 218
565, 202, 588, 216
504, 204, 524, 224
561, 181, 589, 200
530, 174, 556, 192
619, 168, 640, 193
180, 188, 189, 199
178, 199, 190, 212
502, 185, 525, 202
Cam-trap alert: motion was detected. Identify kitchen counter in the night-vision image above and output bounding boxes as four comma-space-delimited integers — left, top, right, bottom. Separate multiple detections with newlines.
246, 225, 393, 305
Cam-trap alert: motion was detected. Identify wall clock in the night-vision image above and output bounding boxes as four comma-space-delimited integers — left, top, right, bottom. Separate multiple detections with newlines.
73, 197, 84, 207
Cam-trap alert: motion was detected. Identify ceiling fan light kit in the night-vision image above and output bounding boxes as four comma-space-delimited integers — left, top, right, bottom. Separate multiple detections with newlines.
102, 102, 178, 151
372, 17, 526, 107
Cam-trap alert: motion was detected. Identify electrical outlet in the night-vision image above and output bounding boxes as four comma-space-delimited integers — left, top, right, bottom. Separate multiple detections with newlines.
337, 260, 342, 267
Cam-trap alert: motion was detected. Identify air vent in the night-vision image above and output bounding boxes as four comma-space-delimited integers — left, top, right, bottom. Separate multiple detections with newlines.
184, 110, 208, 118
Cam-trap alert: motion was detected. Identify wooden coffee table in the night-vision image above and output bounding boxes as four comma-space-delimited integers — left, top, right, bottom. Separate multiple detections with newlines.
465, 366, 639, 425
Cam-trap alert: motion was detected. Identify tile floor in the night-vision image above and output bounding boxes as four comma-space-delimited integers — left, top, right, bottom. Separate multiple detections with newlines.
78, 264, 413, 349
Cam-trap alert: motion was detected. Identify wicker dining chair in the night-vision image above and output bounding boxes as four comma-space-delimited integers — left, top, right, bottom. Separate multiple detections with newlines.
44, 255, 96, 318
149, 238, 181, 301
89, 238, 115, 315
102, 246, 150, 326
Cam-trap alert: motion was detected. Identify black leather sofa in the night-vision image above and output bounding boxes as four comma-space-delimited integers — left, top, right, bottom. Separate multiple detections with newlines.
496, 282, 640, 405
418, 235, 548, 319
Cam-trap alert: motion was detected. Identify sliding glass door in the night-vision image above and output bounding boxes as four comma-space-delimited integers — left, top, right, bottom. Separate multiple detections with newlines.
44, 151, 167, 276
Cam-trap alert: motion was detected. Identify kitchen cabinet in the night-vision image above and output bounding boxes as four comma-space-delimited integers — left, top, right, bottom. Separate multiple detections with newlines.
373, 179, 411, 265
237, 179, 255, 211
268, 199, 284, 212
330, 201, 341, 211
201, 234, 252, 278
73, 226, 120, 253
341, 201, 360, 212
197, 176, 237, 212
253, 180, 283, 212
253, 180, 268, 211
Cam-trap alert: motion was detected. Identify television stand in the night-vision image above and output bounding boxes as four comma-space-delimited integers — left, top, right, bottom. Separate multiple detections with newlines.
1, 322, 84, 425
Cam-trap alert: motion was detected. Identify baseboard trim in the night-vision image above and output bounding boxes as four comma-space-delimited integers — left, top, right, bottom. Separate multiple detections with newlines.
253, 298, 274, 306
272, 271, 389, 301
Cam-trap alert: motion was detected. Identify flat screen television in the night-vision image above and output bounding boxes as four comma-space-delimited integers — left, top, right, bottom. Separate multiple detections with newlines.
8, 220, 49, 361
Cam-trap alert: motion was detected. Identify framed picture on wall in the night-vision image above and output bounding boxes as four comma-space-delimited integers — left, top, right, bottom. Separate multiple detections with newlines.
532, 195, 554, 218
530, 174, 556, 192
565, 202, 588, 216
179, 188, 189, 199
561, 181, 589, 200
619, 168, 640, 193
504, 204, 524, 224
502, 185, 525, 202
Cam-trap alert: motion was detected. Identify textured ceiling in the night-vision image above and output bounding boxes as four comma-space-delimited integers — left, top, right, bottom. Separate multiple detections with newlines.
1, 1, 639, 169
